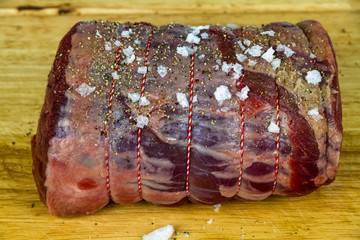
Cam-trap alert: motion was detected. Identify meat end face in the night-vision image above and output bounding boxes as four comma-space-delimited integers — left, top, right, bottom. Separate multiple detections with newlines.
31, 20, 341, 217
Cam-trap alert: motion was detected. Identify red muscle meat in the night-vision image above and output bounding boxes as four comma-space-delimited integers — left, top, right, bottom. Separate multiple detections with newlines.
31, 20, 342, 217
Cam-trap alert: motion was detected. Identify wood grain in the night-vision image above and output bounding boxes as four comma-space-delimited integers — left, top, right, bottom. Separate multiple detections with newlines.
0, 0, 359, 239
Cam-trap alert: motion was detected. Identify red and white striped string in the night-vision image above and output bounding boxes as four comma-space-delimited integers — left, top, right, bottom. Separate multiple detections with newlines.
185, 43, 196, 197
236, 73, 246, 195
272, 81, 280, 193
104, 35, 126, 197
233, 30, 245, 195
136, 28, 154, 199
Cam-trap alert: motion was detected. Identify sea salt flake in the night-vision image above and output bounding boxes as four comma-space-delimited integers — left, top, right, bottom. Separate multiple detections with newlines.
271, 58, 281, 70
227, 23, 239, 29
105, 41, 112, 51
245, 45, 263, 57
261, 47, 275, 63
76, 83, 96, 97
157, 65, 168, 77
216, 59, 222, 65
177, 92, 189, 108
123, 46, 135, 64
186, 33, 201, 44
139, 96, 150, 106
284, 46, 295, 57
222, 62, 233, 73
233, 63, 243, 74
121, 29, 133, 38
198, 54, 205, 60
184, 232, 190, 237
292, 42, 296, 47
243, 39, 251, 46
248, 60, 257, 66
128, 92, 140, 102
134, 39, 141, 44
201, 32, 209, 39
310, 53, 316, 59
96, 30, 103, 38
206, 219, 213, 224
191, 25, 210, 35
261, 30, 275, 36
213, 204, 221, 212
136, 115, 149, 129
214, 85, 232, 106
123, 46, 134, 56
177, 46, 189, 57
112, 72, 119, 80
213, 65, 219, 70
114, 40, 121, 46
308, 107, 323, 121
305, 70, 322, 85
268, 122, 280, 133
142, 225, 174, 240
237, 40, 246, 51
193, 94, 198, 103
137, 66, 147, 74
236, 53, 247, 62
236, 86, 250, 101
276, 44, 285, 52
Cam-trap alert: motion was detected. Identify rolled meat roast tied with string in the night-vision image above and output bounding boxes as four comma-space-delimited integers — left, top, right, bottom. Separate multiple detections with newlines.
31, 20, 342, 217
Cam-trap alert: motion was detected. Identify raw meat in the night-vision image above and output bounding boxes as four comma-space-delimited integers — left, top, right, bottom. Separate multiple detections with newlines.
31, 20, 342, 217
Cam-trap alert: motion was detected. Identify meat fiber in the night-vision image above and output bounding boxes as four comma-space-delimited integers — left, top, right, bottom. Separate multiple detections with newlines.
31, 20, 342, 217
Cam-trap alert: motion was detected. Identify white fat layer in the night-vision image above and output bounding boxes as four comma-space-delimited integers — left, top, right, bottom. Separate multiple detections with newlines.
176, 92, 189, 108
142, 225, 174, 240
214, 85, 232, 106
76, 83, 96, 97
305, 70, 322, 85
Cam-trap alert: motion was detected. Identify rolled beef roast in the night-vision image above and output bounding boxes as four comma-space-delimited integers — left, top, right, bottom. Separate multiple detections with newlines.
31, 20, 342, 217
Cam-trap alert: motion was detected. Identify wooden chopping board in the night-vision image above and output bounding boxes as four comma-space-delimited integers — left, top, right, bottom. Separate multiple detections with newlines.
0, 0, 359, 239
